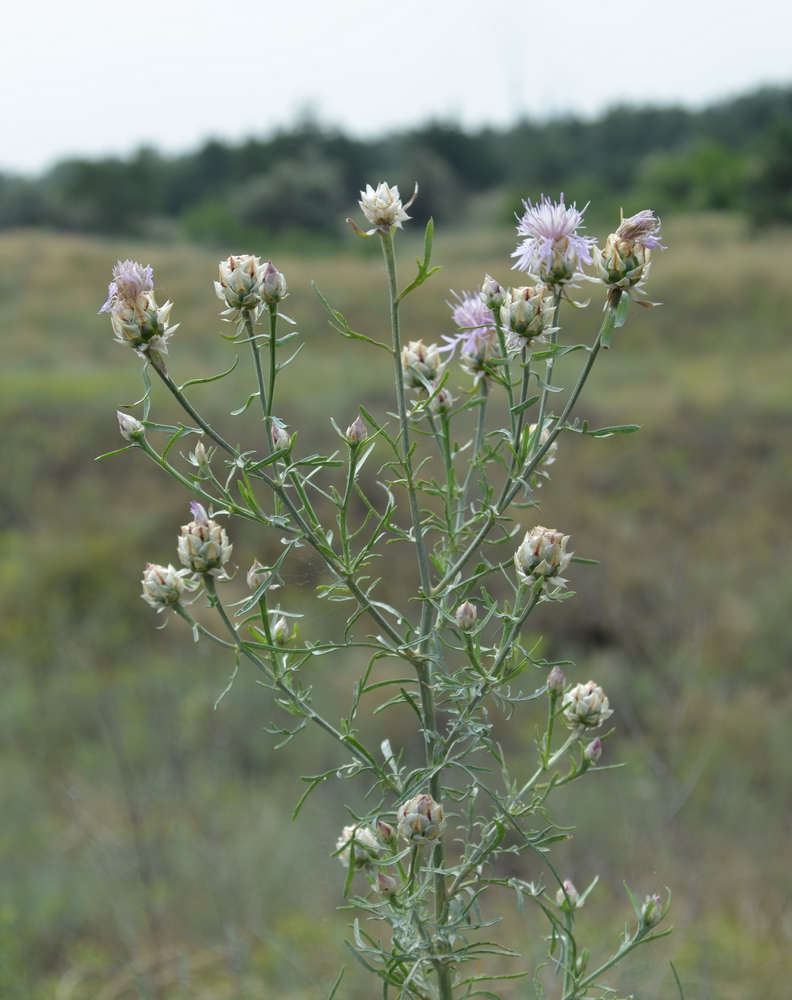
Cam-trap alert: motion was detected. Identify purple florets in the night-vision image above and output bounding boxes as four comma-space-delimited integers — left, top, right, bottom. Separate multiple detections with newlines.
441, 289, 496, 356
511, 195, 596, 284
100, 260, 154, 313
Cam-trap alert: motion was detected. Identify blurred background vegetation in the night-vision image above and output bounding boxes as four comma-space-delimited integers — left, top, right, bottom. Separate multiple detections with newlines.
2, 87, 791, 999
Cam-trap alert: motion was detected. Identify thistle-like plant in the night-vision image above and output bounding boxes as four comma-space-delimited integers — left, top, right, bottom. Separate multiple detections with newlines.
100, 188, 672, 1000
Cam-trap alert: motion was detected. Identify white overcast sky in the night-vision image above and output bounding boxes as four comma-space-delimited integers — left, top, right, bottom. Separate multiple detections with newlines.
5, 0, 791, 175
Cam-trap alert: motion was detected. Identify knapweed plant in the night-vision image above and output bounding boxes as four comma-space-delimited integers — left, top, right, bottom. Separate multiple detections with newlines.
101, 186, 671, 999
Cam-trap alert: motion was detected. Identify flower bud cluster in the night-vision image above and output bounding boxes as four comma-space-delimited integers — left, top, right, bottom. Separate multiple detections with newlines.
514, 526, 572, 590
100, 260, 177, 360
562, 681, 613, 730
397, 794, 446, 845
556, 878, 581, 909
215, 255, 287, 317
177, 502, 233, 577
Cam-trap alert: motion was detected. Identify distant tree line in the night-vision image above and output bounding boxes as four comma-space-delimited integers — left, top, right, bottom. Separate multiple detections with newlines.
2, 85, 791, 242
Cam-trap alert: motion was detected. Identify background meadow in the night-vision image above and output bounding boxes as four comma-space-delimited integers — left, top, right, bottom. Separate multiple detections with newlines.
2, 185, 791, 996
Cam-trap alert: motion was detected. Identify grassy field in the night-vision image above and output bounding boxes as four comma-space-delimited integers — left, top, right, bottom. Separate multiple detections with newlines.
1, 211, 790, 999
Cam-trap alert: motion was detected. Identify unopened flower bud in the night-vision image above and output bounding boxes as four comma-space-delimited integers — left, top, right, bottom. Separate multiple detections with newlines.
141, 563, 186, 611
260, 260, 288, 304
335, 824, 382, 868
376, 872, 400, 898
546, 664, 566, 695
584, 738, 603, 764
117, 411, 144, 442
397, 794, 446, 845
345, 415, 368, 445
189, 440, 211, 471
215, 254, 264, 314
500, 285, 555, 344
272, 616, 291, 646
562, 681, 613, 730
455, 601, 477, 631
246, 559, 267, 592
430, 387, 454, 415
177, 502, 232, 577
271, 420, 291, 451
480, 274, 507, 310
401, 340, 443, 390
640, 894, 664, 928
556, 879, 581, 909
514, 526, 572, 590
358, 182, 416, 232
376, 820, 396, 843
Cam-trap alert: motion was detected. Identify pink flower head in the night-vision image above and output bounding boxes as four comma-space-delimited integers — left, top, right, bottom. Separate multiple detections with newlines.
441, 289, 496, 356
511, 195, 596, 285
100, 260, 154, 313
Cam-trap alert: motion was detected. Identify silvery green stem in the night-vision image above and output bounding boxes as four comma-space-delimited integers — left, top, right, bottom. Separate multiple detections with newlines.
433, 309, 612, 596
152, 366, 238, 457
378, 229, 433, 604
244, 309, 270, 427
531, 288, 563, 457
379, 227, 452, 1000
201, 576, 381, 776
455, 378, 488, 535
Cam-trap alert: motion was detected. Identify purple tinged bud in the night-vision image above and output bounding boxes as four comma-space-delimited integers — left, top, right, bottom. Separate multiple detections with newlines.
189, 440, 210, 470
272, 616, 291, 646
584, 738, 602, 764
247, 559, 267, 592
640, 893, 664, 928
117, 410, 144, 442
376, 820, 396, 842
271, 420, 291, 451
556, 879, 581, 909
345, 415, 368, 445
376, 873, 400, 898
430, 387, 454, 415
547, 665, 566, 695
455, 601, 477, 631
261, 260, 288, 304
480, 274, 506, 309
